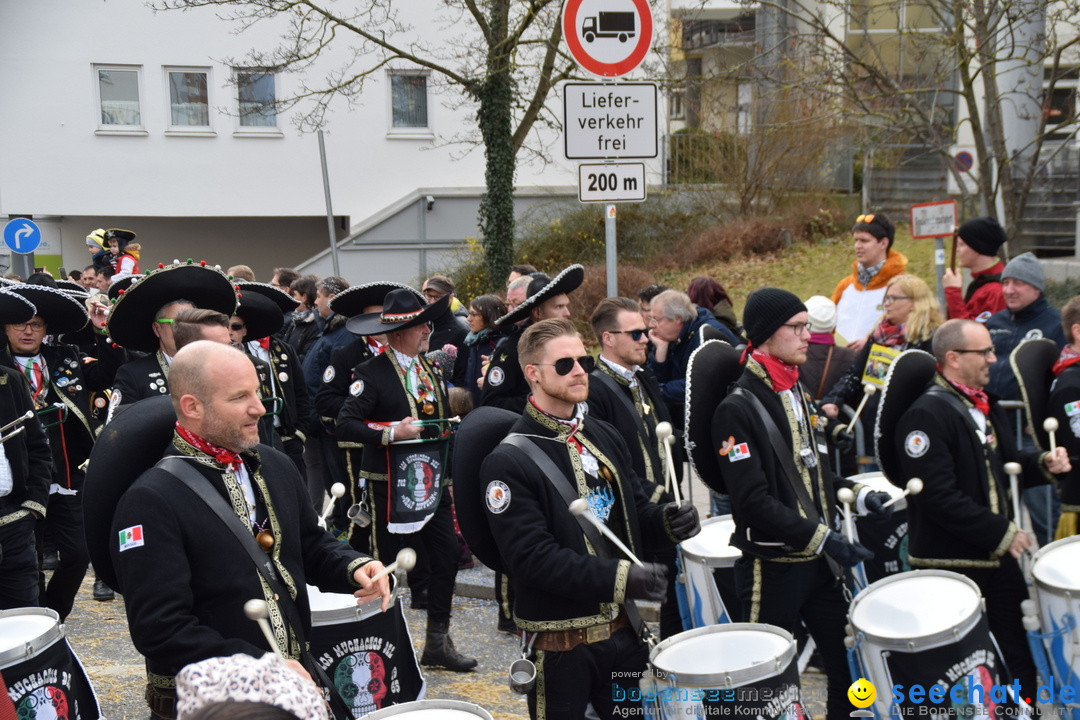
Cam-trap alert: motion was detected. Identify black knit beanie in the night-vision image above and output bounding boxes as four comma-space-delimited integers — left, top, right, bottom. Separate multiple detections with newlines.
958, 216, 1007, 257
743, 288, 807, 347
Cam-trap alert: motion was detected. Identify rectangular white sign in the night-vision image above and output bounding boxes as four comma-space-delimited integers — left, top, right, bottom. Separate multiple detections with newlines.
910, 200, 958, 239
578, 162, 647, 203
564, 82, 658, 160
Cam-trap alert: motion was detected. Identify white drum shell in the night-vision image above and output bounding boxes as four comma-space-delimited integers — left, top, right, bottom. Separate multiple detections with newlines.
307, 585, 389, 626
678, 515, 740, 627
0, 608, 64, 669
1032, 536, 1080, 685
678, 515, 740, 568
362, 699, 494, 719
650, 623, 795, 689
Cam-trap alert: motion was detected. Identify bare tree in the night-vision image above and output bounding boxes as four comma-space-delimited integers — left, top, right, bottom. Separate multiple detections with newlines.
155, 0, 582, 289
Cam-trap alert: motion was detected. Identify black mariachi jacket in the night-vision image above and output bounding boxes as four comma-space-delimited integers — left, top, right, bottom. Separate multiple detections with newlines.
0, 366, 53, 522
897, 375, 1050, 567
479, 324, 530, 413
2, 336, 121, 488
250, 336, 311, 441
713, 360, 857, 560
479, 403, 674, 631
1050, 362, 1080, 510
334, 350, 450, 482
110, 438, 372, 684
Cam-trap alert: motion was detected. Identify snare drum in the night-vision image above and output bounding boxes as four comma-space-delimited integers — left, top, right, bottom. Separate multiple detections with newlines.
0, 607, 100, 720
1031, 536, 1080, 697
849, 472, 910, 585
363, 699, 494, 718
306, 587, 424, 716
646, 623, 804, 719
676, 515, 742, 629
849, 570, 1020, 718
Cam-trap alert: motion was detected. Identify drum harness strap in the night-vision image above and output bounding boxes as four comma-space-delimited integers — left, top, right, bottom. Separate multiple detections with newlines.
501, 434, 654, 650
159, 456, 353, 720
728, 388, 847, 589
590, 370, 661, 482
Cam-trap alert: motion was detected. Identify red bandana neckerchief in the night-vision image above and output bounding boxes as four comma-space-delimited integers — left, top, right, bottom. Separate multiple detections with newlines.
1053, 345, 1080, 377
750, 349, 800, 392
871, 319, 906, 347
176, 423, 244, 471
257, 337, 270, 350
941, 372, 990, 416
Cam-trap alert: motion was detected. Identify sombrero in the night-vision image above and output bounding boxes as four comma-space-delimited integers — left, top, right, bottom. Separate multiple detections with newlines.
107, 274, 136, 300
451, 406, 519, 573
234, 289, 284, 341
237, 281, 299, 314
55, 279, 87, 296
0, 288, 36, 325
6, 284, 89, 335
684, 339, 743, 493
330, 282, 422, 319
83, 394, 177, 592
495, 264, 584, 328
345, 288, 450, 336
874, 349, 937, 488
106, 262, 238, 352
1011, 337, 1059, 452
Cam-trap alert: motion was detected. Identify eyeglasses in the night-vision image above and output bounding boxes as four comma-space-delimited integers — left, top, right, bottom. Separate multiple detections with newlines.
422, 291, 444, 301
608, 329, 647, 341
11, 321, 46, 332
783, 322, 813, 335
534, 355, 596, 375
230, 323, 246, 331
467, 310, 480, 317
855, 213, 876, 224
882, 295, 911, 304
952, 347, 996, 358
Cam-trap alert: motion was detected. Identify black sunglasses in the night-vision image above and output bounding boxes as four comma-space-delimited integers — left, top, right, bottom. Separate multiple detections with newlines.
536, 355, 595, 376
608, 329, 647, 341
230, 323, 246, 331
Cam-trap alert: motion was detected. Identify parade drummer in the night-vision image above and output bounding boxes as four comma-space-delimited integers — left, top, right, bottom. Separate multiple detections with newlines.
106, 262, 239, 421
0, 289, 53, 611
0, 284, 121, 620
105, 341, 389, 719
335, 288, 476, 672
478, 318, 699, 720
894, 318, 1070, 703
1050, 296, 1080, 536
712, 287, 892, 720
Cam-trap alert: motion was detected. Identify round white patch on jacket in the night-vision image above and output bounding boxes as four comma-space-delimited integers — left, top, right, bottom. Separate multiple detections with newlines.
904, 430, 930, 458
322, 366, 335, 383
349, 380, 364, 397
486, 481, 511, 514
489, 367, 505, 386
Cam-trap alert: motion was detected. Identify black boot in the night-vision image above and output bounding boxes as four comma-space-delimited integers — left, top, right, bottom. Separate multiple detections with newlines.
93, 578, 114, 601
420, 620, 477, 672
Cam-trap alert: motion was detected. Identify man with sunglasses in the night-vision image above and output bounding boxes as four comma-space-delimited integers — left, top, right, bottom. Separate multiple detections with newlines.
711, 287, 889, 720
588, 297, 684, 638
480, 318, 699, 720
830, 212, 907, 351
895, 319, 1070, 705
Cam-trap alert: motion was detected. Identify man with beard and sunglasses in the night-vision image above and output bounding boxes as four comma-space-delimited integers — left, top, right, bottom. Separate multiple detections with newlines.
479, 318, 699, 720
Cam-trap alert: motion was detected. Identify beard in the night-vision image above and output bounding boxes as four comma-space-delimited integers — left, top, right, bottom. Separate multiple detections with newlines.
201, 413, 260, 453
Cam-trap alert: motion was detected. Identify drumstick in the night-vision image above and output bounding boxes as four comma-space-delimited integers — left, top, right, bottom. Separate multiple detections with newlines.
569, 498, 645, 568
319, 483, 345, 526
847, 384, 877, 431
366, 548, 417, 583
1044, 417, 1059, 453
837, 488, 856, 542
243, 599, 284, 658
0, 410, 33, 441
654, 422, 682, 504
881, 478, 924, 509
1004, 462, 1024, 528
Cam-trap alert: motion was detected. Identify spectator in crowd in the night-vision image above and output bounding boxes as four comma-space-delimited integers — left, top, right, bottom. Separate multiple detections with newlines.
636, 284, 668, 317
686, 276, 744, 343
461, 294, 506, 404
226, 265, 256, 282
942, 217, 1007, 320
801, 296, 857, 402
507, 264, 537, 287
284, 275, 321, 364
831, 213, 907, 350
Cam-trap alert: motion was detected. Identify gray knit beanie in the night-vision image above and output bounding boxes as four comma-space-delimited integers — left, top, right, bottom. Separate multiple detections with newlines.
1002, 252, 1044, 292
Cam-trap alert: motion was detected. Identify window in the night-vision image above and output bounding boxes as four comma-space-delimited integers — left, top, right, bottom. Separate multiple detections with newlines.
237, 71, 277, 128
94, 65, 143, 132
389, 71, 430, 133
165, 67, 212, 133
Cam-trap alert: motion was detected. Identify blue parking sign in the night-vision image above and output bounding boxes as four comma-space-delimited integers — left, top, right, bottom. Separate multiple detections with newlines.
3, 219, 42, 254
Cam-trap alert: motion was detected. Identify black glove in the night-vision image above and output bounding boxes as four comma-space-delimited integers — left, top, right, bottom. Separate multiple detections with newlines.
864, 491, 894, 521
823, 531, 874, 568
626, 562, 669, 602
830, 423, 855, 453
664, 501, 701, 541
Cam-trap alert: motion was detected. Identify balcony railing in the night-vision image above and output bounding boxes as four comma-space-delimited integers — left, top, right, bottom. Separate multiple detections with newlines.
681, 18, 757, 51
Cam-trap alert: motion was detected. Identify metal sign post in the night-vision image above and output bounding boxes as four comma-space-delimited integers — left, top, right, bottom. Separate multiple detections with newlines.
317, 130, 342, 277
605, 205, 617, 297
910, 200, 959, 312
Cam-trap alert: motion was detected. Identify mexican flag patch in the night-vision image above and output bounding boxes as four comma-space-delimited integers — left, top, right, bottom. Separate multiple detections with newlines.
118, 524, 144, 552
727, 442, 751, 462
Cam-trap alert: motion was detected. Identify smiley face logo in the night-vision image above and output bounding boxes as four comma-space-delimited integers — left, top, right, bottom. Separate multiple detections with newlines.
848, 678, 876, 708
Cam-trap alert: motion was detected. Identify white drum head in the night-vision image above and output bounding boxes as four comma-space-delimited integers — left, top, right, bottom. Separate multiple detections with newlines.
306, 586, 384, 625
363, 699, 493, 718
1033, 536, 1080, 592
650, 623, 794, 687
679, 515, 739, 567
851, 571, 980, 642
0, 608, 62, 668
